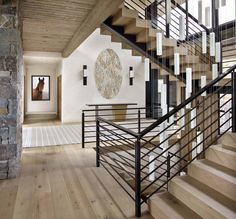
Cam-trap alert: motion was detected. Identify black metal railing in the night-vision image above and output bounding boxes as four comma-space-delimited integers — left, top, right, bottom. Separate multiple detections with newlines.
96, 64, 236, 217
82, 107, 160, 148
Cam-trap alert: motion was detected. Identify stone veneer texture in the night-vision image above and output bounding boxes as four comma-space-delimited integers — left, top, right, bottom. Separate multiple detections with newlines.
0, 0, 23, 179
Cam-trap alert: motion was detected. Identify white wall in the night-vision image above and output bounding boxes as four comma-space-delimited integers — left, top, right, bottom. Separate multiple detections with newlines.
62, 28, 146, 123
25, 64, 57, 114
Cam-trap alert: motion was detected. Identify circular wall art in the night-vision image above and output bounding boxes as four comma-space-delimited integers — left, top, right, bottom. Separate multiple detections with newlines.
94, 49, 122, 99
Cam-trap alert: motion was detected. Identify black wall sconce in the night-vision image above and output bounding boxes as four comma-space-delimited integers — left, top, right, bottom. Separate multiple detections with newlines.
83, 65, 87, 86
129, 67, 134, 86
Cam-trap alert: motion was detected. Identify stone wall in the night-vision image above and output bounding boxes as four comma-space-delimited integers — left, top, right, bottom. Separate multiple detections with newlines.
0, 0, 23, 179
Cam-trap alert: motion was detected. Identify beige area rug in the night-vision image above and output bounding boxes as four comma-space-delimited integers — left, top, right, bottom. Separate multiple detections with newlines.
22, 124, 84, 148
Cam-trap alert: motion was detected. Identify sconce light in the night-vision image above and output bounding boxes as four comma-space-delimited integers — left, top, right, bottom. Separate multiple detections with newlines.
129, 67, 134, 85
83, 65, 87, 86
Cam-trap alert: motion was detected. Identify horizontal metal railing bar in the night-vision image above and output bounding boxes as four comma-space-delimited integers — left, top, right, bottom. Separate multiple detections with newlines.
82, 107, 148, 112
142, 96, 232, 171
140, 85, 232, 157
99, 124, 138, 143
100, 156, 135, 181
99, 132, 136, 154
100, 162, 135, 201
84, 123, 160, 132
100, 146, 167, 178
84, 120, 156, 128
100, 129, 165, 165
99, 124, 179, 171
100, 141, 136, 165
100, 134, 135, 148
98, 117, 139, 138
100, 153, 136, 179
140, 64, 236, 137
84, 112, 147, 117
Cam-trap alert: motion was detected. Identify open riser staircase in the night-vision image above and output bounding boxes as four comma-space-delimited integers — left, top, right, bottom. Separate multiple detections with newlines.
100, 0, 215, 84
93, 0, 236, 218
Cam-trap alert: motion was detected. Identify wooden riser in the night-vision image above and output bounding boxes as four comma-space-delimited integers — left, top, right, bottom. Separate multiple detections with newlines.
206, 145, 236, 172
169, 176, 236, 219
188, 159, 236, 202
149, 192, 201, 219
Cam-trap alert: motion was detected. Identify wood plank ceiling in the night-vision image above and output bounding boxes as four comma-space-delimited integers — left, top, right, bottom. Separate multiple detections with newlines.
21, 0, 124, 57
22, 0, 96, 53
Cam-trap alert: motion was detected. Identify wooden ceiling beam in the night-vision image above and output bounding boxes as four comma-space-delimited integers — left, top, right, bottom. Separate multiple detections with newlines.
62, 0, 124, 57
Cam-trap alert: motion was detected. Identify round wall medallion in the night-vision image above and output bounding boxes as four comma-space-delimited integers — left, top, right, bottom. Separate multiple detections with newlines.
95, 49, 122, 99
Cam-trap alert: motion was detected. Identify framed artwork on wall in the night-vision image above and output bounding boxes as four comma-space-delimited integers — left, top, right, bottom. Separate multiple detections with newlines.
31, 75, 50, 101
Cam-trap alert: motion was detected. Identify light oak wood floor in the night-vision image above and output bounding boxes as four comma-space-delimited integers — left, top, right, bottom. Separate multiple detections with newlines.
0, 144, 153, 219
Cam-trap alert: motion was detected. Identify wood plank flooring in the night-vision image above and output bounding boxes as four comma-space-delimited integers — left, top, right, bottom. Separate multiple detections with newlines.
0, 144, 153, 219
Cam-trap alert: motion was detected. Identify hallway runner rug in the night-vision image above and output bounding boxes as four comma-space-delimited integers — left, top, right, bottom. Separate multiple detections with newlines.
22, 124, 83, 148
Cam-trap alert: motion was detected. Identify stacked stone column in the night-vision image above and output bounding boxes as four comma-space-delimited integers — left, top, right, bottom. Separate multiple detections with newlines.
0, 0, 22, 179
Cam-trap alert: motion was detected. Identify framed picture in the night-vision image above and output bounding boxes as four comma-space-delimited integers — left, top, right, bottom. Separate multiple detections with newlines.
31, 75, 50, 101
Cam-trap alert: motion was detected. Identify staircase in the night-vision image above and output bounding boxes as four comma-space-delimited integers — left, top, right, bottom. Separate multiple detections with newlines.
100, 1, 213, 84
93, 0, 236, 218
149, 132, 236, 219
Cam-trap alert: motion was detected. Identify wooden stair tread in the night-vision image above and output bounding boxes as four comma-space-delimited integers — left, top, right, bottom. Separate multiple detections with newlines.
112, 7, 138, 26
188, 159, 236, 201
149, 192, 201, 219
169, 175, 236, 218
125, 19, 151, 34
206, 144, 236, 171
190, 159, 236, 180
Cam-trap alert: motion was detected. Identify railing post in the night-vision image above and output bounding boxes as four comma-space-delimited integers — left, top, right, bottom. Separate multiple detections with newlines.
135, 139, 141, 217
96, 119, 100, 167
232, 71, 236, 132
138, 110, 141, 133
167, 153, 170, 178
165, 0, 170, 38
185, 0, 189, 39
82, 112, 85, 148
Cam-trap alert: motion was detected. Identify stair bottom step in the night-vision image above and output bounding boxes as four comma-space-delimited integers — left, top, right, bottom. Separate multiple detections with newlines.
149, 191, 201, 219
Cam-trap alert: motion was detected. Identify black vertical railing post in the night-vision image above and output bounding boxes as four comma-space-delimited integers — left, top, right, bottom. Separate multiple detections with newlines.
185, 0, 189, 40
138, 110, 141, 133
167, 153, 170, 178
135, 139, 141, 217
82, 112, 85, 148
232, 71, 236, 133
96, 119, 100, 167
165, 0, 170, 38
166, 75, 170, 115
